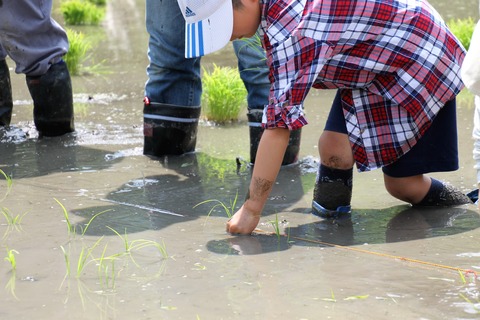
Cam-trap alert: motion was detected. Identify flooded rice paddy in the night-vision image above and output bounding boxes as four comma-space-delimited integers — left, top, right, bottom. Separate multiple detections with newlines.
0, 0, 479, 319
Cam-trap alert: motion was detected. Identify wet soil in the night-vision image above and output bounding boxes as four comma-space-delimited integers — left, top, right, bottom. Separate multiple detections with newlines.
0, 0, 479, 319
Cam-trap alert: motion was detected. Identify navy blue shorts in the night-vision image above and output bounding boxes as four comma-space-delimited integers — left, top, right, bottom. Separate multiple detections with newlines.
324, 90, 459, 178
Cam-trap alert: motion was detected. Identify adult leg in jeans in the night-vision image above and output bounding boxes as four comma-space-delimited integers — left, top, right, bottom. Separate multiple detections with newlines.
144, 0, 202, 156
233, 35, 301, 165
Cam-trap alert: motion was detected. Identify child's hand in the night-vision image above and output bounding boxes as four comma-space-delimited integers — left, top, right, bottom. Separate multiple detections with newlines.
226, 205, 260, 235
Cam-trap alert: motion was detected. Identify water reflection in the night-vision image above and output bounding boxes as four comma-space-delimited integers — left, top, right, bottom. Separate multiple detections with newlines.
0, 128, 122, 178
289, 205, 480, 246
71, 153, 308, 236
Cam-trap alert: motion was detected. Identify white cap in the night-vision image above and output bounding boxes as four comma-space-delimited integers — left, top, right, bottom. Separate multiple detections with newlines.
177, 0, 233, 58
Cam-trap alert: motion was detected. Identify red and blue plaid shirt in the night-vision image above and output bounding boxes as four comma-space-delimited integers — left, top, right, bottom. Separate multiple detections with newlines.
259, 0, 466, 171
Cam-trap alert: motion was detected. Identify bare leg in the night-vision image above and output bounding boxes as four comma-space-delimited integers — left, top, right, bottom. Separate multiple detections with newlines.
312, 131, 354, 218
383, 174, 431, 204
318, 130, 354, 169
384, 174, 472, 206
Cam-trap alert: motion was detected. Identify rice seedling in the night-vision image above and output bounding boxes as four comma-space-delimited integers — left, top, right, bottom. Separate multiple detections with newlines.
4, 248, 18, 271
96, 244, 117, 290
106, 226, 169, 263
269, 214, 282, 240
64, 28, 92, 76
76, 237, 104, 278
0, 168, 13, 202
448, 18, 476, 50
1, 207, 27, 227
60, 245, 71, 278
60, 0, 105, 25
56, 198, 75, 235
55, 198, 111, 236
1, 207, 28, 238
322, 289, 337, 302
201, 64, 247, 123
80, 209, 113, 236
4, 248, 19, 298
193, 191, 239, 220
458, 293, 480, 314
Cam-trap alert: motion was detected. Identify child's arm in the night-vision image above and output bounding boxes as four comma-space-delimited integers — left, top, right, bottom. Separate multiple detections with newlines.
226, 128, 290, 234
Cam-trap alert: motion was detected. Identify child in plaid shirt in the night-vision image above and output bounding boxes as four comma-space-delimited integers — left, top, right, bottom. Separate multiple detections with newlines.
177, 0, 472, 234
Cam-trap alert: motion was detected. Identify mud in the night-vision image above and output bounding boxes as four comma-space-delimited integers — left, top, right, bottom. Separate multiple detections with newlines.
0, 0, 479, 319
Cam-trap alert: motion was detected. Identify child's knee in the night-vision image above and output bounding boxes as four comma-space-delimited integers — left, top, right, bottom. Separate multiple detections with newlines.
318, 131, 354, 169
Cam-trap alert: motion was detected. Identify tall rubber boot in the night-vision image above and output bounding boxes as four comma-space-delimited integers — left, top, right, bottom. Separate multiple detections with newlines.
0, 59, 13, 126
143, 98, 201, 156
26, 60, 74, 137
247, 108, 301, 165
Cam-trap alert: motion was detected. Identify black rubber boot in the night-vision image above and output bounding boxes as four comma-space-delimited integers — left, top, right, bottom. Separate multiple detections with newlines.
143, 99, 201, 156
414, 178, 472, 207
0, 59, 13, 126
247, 108, 301, 165
26, 60, 75, 137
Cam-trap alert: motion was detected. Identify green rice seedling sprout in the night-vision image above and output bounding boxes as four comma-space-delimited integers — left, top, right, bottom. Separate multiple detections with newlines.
459, 293, 480, 313
269, 213, 281, 239
61, 245, 71, 278
1, 207, 27, 227
96, 243, 117, 290
448, 18, 476, 50
322, 289, 337, 302
60, 0, 105, 25
64, 28, 92, 76
56, 198, 110, 236
106, 226, 169, 264
4, 248, 18, 271
1, 207, 28, 238
76, 237, 104, 278
4, 248, 19, 298
459, 269, 467, 284
80, 209, 113, 236
55, 198, 75, 235
201, 64, 247, 123
0, 168, 13, 202
194, 191, 239, 220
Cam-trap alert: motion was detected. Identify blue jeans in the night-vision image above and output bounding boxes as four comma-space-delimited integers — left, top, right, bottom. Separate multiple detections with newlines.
144, 0, 269, 110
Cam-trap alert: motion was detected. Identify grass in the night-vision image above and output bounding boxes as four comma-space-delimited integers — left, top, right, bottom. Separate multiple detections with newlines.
64, 28, 92, 75
60, 0, 105, 25
448, 18, 476, 50
201, 64, 247, 123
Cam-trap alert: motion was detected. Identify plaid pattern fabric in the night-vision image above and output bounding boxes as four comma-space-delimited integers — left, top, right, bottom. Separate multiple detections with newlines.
260, 0, 466, 171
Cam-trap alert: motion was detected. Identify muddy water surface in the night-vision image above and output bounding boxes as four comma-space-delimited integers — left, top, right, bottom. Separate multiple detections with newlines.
0, 0, 479, 319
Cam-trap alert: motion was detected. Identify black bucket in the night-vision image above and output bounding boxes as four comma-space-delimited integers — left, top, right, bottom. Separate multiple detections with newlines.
143, 100, 201, 156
